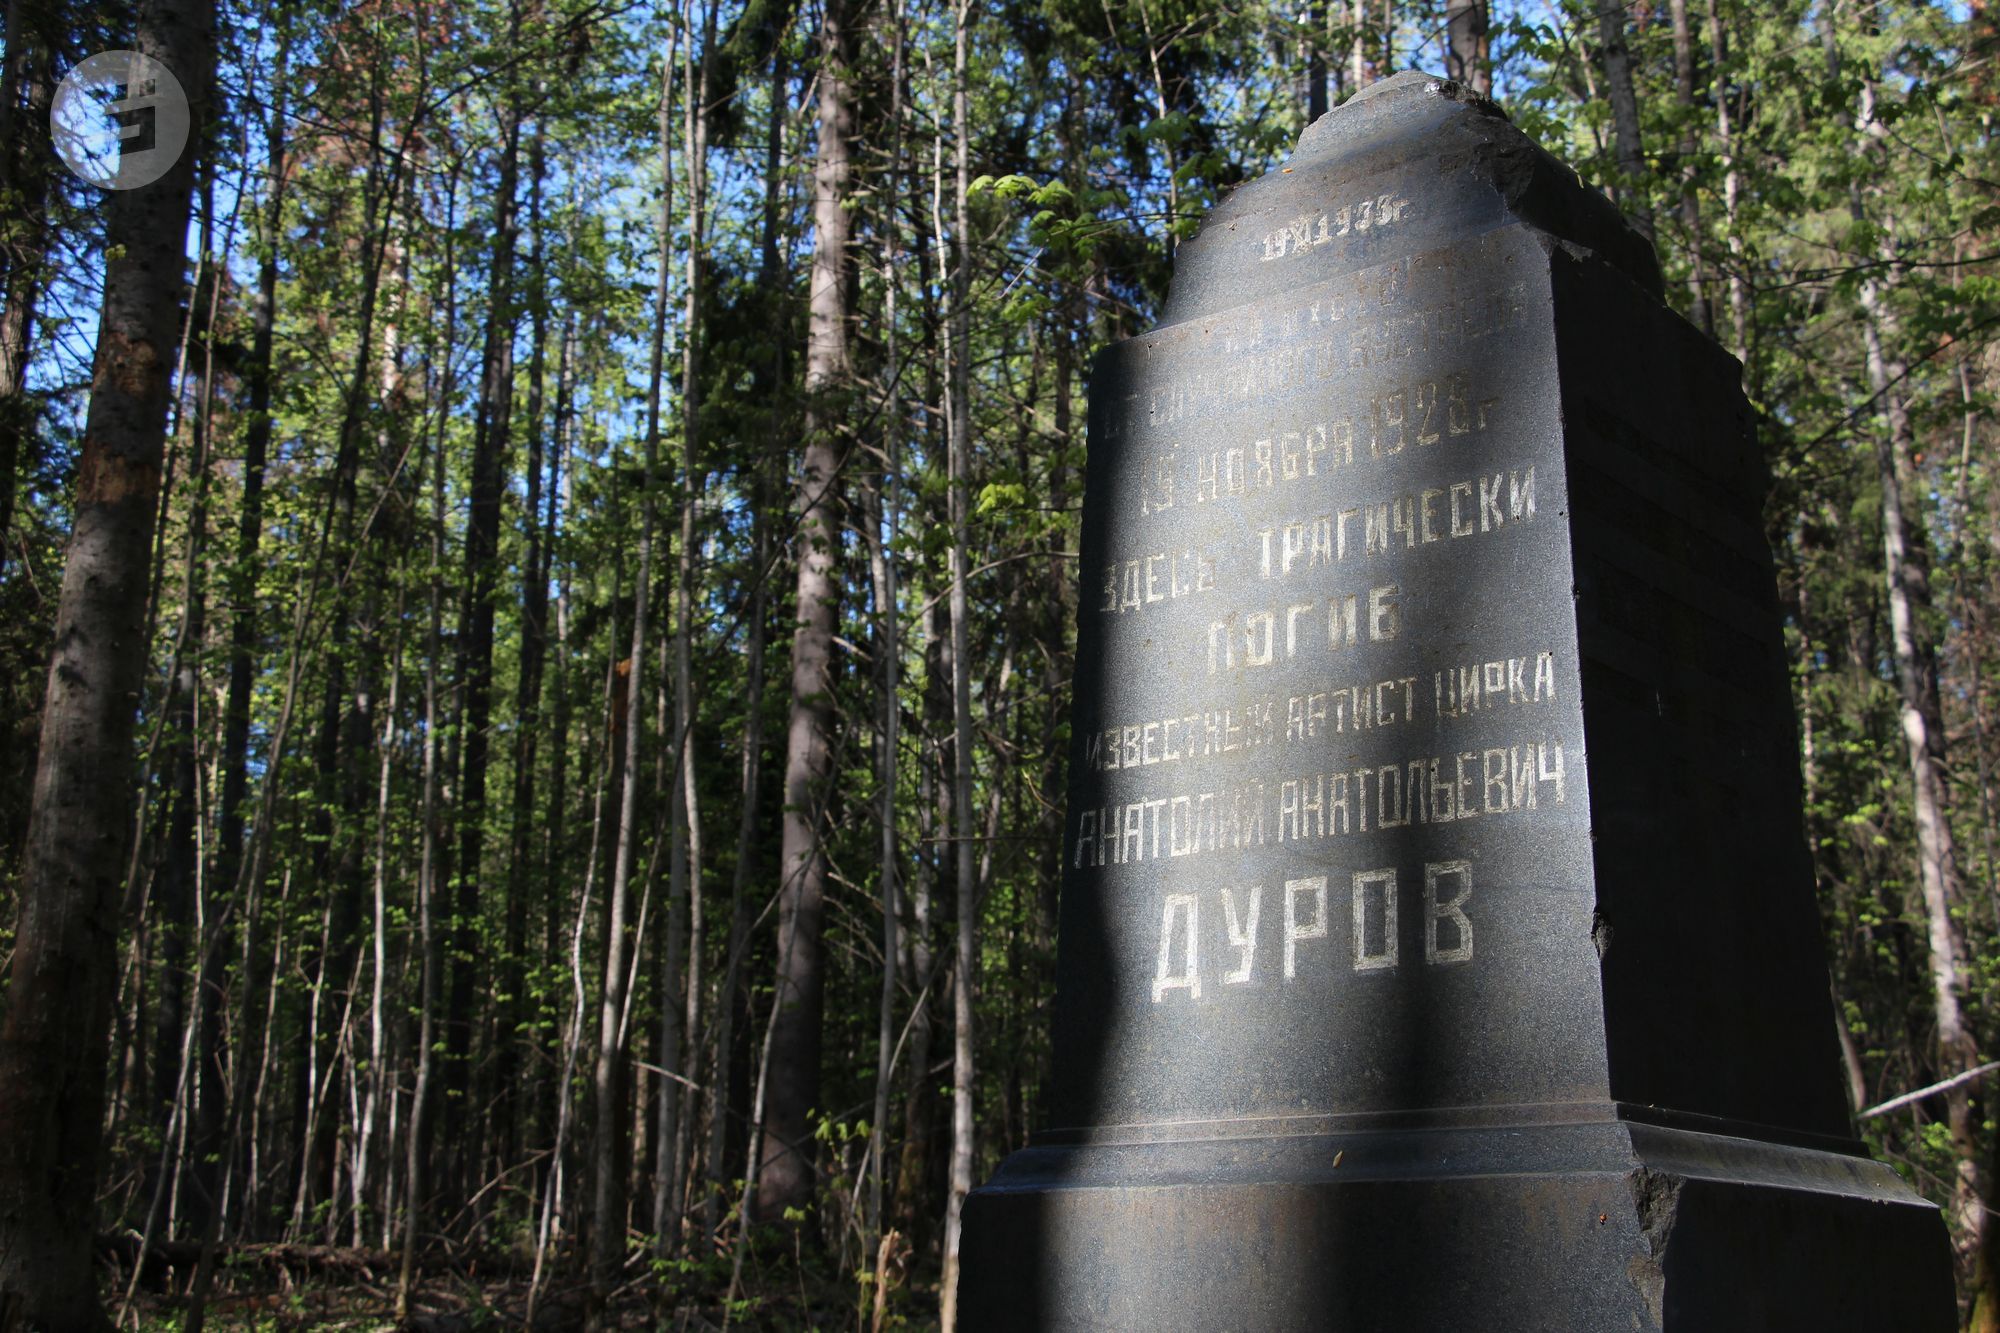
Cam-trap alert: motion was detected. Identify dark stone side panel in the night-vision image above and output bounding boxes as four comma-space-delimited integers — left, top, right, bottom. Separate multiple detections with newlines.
1552, 248, 1853, 1141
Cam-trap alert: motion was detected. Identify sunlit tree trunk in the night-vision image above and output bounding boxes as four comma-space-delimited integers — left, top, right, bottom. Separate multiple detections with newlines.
1443, 0, 1488, 94
1839, 49, 1995, 1311
1859, 268, 1990, 1312
1348, 0, 1370, 89
1595, 0, 1653, 238
756, 0, 854, 1223
1703, 0, 1749, 365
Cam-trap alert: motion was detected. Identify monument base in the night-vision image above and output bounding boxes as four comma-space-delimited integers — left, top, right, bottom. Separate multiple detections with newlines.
958, 1113, 1953, 1331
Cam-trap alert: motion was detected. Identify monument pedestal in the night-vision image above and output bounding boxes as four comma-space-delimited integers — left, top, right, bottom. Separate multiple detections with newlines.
960, 73, 1953, 1330
963, 1116, 1952, 1329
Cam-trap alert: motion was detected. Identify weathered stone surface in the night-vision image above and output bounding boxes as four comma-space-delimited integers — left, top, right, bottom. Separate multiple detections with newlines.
959, 72, 1954, 1330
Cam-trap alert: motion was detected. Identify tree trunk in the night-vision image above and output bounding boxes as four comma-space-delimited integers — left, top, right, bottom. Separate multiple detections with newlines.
1839, 47, 1993, 1303
707, 40, 786, 1249
938, 1, 977, 1324
499, 110, 554, 1177
0, 0, 210, 1323
207, 35, 288, 1252
1666, 0, 1711, 332
533, 314, 576, 1196
1859, 270, 1989, 1306
1595, 0, 1653, 239
396, 158, 463, 1322
1703, 0, 1749, 365
653, 0, 716, 1253
1348, 0, 1370, 89
865, 0, 907, 1263
0, 0, 58, 584
351, 584, 403, 1245
590, 26, 677, 1314
755, 0, 854, 1223
446, 5, 524, 1210
1306, 0, 1327, 120
1443, 0, 1488, 95
892, 179, 948, 1255
148, 204, 222, 1243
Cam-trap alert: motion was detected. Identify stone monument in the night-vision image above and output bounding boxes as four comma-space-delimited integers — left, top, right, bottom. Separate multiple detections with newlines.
958, 72, 1955, 1330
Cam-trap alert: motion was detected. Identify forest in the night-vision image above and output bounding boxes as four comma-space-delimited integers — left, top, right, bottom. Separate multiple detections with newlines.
0, 0, 1996, 1326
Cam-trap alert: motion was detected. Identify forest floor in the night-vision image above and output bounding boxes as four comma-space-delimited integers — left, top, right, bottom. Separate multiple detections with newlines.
109, 1240, 936, 1330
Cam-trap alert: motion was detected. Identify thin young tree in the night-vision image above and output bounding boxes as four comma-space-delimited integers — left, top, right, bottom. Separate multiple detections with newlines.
706, 36, 789, 1244
590, 24, 678, 1316
938, 0, 977, 1321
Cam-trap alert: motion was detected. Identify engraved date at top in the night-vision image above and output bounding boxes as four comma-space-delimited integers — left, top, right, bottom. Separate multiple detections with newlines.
1260, 194, 1411, 262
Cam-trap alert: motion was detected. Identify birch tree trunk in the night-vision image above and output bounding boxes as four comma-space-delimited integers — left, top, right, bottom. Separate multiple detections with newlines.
1348, 0, 1370, 90
1595, 0, 1653, 239
1842, 52, 1993, 1305
1443, 0, 1488, 95
1703, 0, 1749, 366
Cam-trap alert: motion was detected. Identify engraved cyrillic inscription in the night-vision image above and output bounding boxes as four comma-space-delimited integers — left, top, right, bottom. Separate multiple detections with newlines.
1435, 651, 1558, 717
1099, 546, 1218, 615
1127, 286, 1529, 445
1083, 701, 1281, 773
1245, 467, 1533, 584
1080, 236, 1577, 1044
1085, 647, 1561, 774
1148, 859, 1478, 1002
1137, 374, 1502, 517
1070, 737, 1567, 868
1205, 585, 1400, 674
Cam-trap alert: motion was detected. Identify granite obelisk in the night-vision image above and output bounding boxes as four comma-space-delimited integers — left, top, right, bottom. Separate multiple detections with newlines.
958, 73, 1955, 1330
